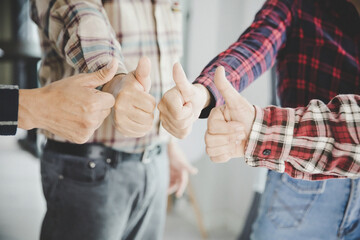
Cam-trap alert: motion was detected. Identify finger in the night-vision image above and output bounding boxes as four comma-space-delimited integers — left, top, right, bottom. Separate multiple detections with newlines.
207, 120, 244, 135
176, 171, 188, 198
131, 93, 156, 113
134, 56, 151, 92
178, 159, 198, 175
205, 131, 246, 148
208, 106, 226, 122
168, 183, 178, 196
92, 91, 116, 110
115, 117, 152, 137
210, 154, 232, 163
159, 89, 191, 120
128, 110, 154, 126
159, 108, 194, 130
161, 118, 191, 139
173, 63, 194, 102
206, 143, 238, 157
83, 58, 118, 88
214, 66, 240, 109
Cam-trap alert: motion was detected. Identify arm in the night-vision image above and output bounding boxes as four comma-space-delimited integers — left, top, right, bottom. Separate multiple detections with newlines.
245, 95, 360, 180
0, 86, 19, 135
205, 68, 360, 180
30, 0, 126, 74
31, 0, 155, 137
158, 0, 295, 139
194, 0, 295, 116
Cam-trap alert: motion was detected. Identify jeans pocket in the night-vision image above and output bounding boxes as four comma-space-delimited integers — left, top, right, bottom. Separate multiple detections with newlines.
41, 157, 62, 202
60, 156, 109, 187
267, 173, 326, 229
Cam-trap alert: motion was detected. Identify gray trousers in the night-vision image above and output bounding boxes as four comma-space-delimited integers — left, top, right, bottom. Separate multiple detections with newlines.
40, 144, 169, 240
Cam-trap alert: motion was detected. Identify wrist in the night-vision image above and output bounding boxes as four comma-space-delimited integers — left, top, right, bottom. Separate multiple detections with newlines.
18, 89, 40, 130
102, 73, 127, 96
193, 84, 211, 110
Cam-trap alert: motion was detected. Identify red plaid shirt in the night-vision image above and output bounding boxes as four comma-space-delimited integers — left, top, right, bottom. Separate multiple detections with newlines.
194, 0, 360, 180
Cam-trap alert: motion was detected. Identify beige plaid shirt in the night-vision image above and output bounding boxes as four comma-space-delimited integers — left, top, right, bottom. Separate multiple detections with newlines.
31, 0, 182, 153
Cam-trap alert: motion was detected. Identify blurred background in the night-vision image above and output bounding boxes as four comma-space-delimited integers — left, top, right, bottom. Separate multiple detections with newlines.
0, 0, 274, 239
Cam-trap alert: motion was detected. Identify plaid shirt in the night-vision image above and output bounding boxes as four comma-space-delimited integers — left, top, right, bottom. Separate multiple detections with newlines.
195, 0, 360, 180
31, 0, 182, 153
0, 85, 19, 135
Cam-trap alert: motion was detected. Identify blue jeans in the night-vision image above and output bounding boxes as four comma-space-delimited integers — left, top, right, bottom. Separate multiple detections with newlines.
251, 171, 360, 240
40, 145, 169, 240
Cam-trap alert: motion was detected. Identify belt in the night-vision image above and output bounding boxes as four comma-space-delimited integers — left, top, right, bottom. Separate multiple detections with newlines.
44, 139, 162, 165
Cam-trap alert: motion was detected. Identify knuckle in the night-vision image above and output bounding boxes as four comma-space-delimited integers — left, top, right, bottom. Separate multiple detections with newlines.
74, 135, 89, 144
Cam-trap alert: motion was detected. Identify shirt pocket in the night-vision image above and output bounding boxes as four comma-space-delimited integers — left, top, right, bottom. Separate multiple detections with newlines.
267, 173, 326, 229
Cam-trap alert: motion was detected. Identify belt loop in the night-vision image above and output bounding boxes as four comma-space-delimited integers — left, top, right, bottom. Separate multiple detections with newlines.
142, 148, 152, 164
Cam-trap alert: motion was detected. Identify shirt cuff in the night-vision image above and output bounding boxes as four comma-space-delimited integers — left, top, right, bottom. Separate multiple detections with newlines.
193, 75, 224, 118
244, 105, 295, 173
0, 86, 19, 135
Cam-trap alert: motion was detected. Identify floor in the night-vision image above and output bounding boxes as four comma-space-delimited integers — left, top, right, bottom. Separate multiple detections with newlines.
0, 132, 235, 240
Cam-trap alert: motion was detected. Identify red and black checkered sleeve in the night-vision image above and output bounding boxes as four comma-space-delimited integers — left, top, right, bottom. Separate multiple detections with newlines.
194, 0, 295, 118
245, 95, 360, 180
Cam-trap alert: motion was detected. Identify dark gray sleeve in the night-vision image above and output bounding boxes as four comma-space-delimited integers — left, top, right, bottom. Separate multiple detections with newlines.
0, 85, 19, 135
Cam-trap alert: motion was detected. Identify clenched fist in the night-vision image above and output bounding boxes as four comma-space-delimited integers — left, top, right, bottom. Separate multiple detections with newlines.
103, 56, 156, 138
158, 63, 210, 139
205, 66, 255, 163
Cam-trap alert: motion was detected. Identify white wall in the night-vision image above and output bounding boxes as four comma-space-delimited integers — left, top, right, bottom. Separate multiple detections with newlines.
178, 0, 271, 237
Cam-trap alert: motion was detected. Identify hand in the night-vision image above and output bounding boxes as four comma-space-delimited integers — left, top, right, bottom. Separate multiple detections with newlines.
158, 63, 211, 139
18, 59, 118, 144
205, 66, 255, 163
167, 141, 198, 198
103, 56, 156, 138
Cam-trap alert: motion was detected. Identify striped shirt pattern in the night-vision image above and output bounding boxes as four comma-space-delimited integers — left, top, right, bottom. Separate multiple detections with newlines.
194, 0, 360, 180
0, 85, 19, 135
31, 0, 182, 153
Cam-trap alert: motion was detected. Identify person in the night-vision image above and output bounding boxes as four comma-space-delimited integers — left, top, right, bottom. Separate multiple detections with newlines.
159, 0, 360, 239
30, 0, 197, 239
0, 62, 117, 143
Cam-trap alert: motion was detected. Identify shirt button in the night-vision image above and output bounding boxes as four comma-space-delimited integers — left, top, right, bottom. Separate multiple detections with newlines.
58, 174, 64, 180
106, 158, 112, 164
262, 149, 271, 156
88, 161, 96, 169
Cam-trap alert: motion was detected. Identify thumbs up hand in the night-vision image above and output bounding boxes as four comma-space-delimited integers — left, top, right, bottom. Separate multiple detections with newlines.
205, 66, 256, 163
158, 63, 211, 139
103, 56, 156, 138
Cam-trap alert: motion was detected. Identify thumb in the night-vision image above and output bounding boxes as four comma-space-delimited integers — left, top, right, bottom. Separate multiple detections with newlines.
84, 58, 118, 88
135, 56, 151, 92
214, 66, 240, 109
182, 161, 198, 175
173, 63, 194, 103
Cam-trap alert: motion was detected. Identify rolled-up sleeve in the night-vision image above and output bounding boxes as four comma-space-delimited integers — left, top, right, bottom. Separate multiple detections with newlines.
31, 0, 127, 75
245, 95, 360, 180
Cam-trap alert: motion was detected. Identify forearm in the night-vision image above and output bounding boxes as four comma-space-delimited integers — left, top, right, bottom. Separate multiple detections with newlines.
194, 0, 294, 116
245, 95, 360, 180
31, 0, 127, 74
